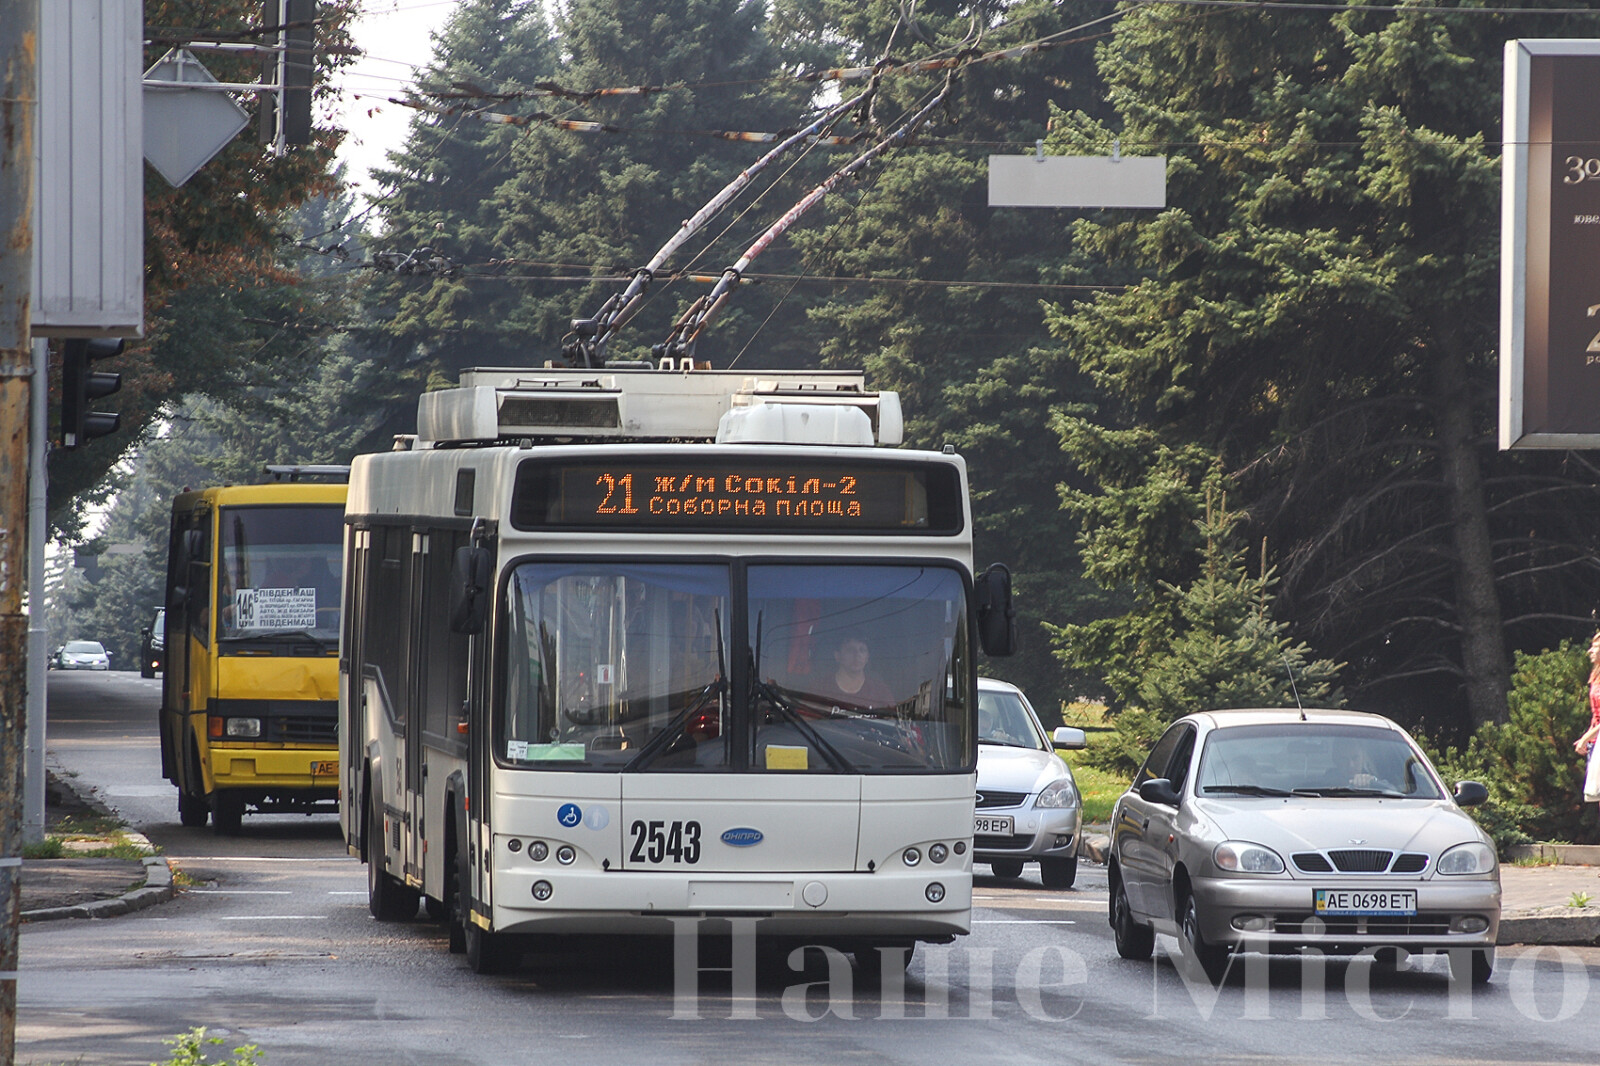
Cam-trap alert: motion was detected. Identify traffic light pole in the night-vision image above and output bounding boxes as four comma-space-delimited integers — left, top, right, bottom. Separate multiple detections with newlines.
0, 0, 38, 1057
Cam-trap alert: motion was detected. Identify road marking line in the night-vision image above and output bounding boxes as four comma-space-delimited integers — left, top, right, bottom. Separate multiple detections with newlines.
972, 919, 1077, 924
189, 890, 292, 895
219, 915, 329, 921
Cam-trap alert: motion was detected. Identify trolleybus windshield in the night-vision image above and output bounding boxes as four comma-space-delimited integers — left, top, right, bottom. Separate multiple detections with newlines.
217, 504, 344, 646
500, 562, 971, 773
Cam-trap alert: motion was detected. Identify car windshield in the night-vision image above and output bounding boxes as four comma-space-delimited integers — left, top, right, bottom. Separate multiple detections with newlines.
64, 641, 104, 654
976, 688, 1046, 749
500, 561, 972, 773
1195, 723, 1444, 799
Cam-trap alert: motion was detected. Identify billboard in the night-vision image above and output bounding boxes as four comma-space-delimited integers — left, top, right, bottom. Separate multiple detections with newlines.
1501, 39, 1600, 449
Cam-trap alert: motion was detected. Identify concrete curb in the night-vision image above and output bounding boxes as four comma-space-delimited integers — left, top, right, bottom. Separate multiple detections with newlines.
23, 765, 176, 923
22, 854, 174, 923
1505, 843, 1600, 865
1499, 912, 1600, 947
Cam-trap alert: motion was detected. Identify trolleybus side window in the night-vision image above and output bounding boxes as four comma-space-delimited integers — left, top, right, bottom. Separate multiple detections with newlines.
362, 524, 409, 730
747, 564, 970, 773
421, 528, 472, 748
503, 563, 730, 769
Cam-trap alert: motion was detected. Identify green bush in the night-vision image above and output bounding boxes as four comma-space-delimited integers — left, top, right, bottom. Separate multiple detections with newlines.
1425, 641, 1596, 851
1073, 706, 1167, 777
154, 1027, 261, 1066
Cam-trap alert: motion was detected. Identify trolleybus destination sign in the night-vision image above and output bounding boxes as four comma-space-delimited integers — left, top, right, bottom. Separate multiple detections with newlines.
512, 457, 963, 532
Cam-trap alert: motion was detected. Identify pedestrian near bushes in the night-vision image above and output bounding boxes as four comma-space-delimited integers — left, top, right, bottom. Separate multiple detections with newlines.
1575, 632, 1600, 813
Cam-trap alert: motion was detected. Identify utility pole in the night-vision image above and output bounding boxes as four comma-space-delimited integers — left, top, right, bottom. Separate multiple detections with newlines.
0, 0, 38, 1057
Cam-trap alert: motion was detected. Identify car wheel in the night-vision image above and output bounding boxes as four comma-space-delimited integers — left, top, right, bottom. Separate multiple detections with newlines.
177, 787, 209, 828
211, 792, 244, 835
1040, 854, 1078, 889
366, 790, 420, 921
989, 859, 1025, 879
1448, 947, 1493, 986
1110, 869, 1154, 960
1180, 891, 1230, 983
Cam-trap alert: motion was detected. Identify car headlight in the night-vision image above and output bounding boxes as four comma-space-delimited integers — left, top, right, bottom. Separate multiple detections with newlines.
1035, 779, 1079, 809
1213, 840, 1286, 874
1437, 841, 1496, 875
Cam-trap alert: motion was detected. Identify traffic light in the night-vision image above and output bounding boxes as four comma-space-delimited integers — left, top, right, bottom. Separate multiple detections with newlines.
61, 338, 125, 448
259, 0, 316, 147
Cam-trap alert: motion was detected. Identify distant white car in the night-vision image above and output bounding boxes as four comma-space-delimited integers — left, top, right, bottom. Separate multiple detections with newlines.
975, 677, 1088, 888
58, 640, 111, 671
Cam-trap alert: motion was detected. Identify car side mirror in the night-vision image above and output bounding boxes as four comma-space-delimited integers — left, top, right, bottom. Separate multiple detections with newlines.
1453, 780, 1488, 808
974, 563, 1017, 657
1052, 726, 1087, 750
141, 628, 150, 639
1138, 778, 1181, 806
448, 546, 493, 635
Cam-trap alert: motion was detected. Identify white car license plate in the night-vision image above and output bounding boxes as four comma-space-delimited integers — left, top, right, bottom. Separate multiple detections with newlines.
974, 815, 1014, 835
1313, 889, 1417, 916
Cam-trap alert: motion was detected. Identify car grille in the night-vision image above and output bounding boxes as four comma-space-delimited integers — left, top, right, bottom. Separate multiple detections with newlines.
278, 715, 337, 744
974, 834, 1035, 851
1271, 913, 1455, 937
976, 790, 1028, 809
1292, 851, 1430, 874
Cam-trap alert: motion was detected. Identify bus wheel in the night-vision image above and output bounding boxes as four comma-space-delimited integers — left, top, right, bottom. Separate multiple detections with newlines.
211, 793, 244, 835
366, 791, 419, 921
464, 920, 516, 975
177, 787, 208, 828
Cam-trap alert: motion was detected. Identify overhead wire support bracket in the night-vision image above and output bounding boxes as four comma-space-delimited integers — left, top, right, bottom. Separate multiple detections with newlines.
563, 84, 882, 369
654, 69, 963, 364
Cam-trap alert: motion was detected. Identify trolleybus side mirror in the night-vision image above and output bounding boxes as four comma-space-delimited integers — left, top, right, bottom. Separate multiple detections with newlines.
449, 546, 493, 635
975, 563, 1017, 657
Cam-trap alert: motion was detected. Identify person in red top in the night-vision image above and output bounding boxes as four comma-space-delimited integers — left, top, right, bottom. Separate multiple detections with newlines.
1574, 632, 1600, 814
819, 633, 895, 710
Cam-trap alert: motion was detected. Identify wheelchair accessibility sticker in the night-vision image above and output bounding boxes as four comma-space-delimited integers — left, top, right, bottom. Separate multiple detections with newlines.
557, 803, 582, 828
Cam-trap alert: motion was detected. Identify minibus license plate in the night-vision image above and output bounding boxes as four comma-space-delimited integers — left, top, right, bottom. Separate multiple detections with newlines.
311, 761, 338, 776
1313, 889, 1417, 916
974, 815, 1014, 835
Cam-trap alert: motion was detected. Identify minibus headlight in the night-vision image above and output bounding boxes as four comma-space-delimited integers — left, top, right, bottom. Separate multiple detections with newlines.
223, 718, 261, 739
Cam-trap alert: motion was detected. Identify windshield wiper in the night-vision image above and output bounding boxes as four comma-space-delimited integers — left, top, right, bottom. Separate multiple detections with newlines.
1292, 786, 1410, 798
219, 630, 332, 644
1203, 783, 1293, 796
980, 738, 1038, 750
620, 677, 727, 773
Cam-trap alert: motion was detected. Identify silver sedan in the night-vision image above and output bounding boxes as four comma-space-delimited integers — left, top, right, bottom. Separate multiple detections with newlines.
1108, 708, 1499, 984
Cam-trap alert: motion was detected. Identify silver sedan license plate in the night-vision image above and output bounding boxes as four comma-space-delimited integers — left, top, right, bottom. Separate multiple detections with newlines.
974, 815, 1014, 835
1314, 888, 1417, 916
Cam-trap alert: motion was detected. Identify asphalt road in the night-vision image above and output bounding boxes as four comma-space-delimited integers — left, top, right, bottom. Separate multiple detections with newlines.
20, 672, 1600, 1065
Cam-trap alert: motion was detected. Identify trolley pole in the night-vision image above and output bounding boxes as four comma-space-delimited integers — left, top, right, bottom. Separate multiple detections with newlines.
0, 0, 39, 1056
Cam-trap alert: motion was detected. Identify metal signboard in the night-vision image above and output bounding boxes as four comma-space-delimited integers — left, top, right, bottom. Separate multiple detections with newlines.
1500, 39, 1600, 449
989, 152, 1167, 209
31, 0, 144, 338
144, 49, 252, 188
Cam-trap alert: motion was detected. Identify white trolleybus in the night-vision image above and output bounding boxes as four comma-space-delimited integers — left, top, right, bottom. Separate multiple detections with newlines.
340, 365, 1016, 973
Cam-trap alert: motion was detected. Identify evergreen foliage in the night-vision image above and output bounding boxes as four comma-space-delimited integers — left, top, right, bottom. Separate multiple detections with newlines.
1428, 641, 1598, 848
1044, 1, 1600, 730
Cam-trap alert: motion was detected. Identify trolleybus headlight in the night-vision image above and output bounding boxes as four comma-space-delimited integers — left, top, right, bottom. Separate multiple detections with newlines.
556, 845, 576, 865
508, 839, 523, 853
530, 841, 549, 862
928, 843, 949, 863
925, 882, 946, 903
532, 880, 553, 901
903, 847, 921, 867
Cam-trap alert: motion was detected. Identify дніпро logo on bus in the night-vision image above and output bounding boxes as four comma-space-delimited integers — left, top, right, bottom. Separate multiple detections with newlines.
720, 827, 763, 847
